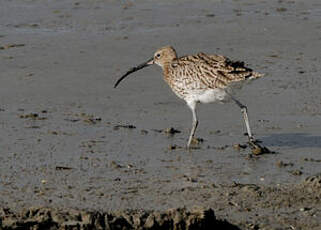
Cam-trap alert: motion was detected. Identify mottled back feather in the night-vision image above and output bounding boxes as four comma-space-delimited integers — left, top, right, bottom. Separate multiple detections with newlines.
162, 52, 262, 98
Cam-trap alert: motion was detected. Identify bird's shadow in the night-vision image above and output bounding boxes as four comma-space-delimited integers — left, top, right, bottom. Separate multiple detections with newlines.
260, 133, 321, 148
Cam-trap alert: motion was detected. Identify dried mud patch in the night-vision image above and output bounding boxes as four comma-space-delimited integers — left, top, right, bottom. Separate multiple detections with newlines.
1, 177, 320, 229
0, 207, 239, 230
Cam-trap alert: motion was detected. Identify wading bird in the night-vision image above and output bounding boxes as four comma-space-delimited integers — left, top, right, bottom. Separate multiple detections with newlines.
114, 46, 268, 152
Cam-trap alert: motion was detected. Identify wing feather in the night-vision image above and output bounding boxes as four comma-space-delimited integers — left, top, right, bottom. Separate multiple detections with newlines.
166, 52, 263, 93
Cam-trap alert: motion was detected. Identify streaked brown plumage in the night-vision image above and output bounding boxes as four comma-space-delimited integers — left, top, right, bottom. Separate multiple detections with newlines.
155, 46, 262, 100
114, 46, 265, 150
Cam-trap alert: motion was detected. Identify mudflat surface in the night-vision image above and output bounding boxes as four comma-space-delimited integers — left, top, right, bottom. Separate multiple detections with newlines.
0, 0, 321, 229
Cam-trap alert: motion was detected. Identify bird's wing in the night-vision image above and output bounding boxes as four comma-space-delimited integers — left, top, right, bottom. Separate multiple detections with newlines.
169, 53, 262, 90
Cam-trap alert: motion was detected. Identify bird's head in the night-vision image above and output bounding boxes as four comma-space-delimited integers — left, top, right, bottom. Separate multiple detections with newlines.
114, 46, 177, 88
148, 46, 177, 68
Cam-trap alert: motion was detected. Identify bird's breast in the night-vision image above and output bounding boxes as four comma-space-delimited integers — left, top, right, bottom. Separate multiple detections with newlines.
185, 88, 229, 104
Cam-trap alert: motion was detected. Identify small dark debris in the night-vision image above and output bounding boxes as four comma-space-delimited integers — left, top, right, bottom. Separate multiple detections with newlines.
49, 131, 58, 135
151, 127, 181, 135
169, 144, 179, 150
20, 113, 46, 120
205, 13, 215, 17
290, 170, 303, 176
0, 43, 25, 50
84, 117, 101, 124
168, 145, 185, 150
207, 145, 229, 150
55, 166, 73, 170
209, 130, 221, 135
140, 129, 148, 135
20, 113, 38, 119
110, 161, 122, 169
298, 70, 305, 74
185, 176, 198, 183
25, 125, 41, 129
276, 160, 294, 168
164, 127, 181, 135
299, 207, 311, 212
113, 124, 136, 130
64, 118, 80, 122
233, 144, 247, 151
304, 158, 321, 163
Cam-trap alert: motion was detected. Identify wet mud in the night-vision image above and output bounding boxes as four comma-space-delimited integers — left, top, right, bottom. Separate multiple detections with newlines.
1, 0, 321, 229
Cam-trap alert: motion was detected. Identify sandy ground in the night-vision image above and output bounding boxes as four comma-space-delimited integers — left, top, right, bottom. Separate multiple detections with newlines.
1, 0, 321, 229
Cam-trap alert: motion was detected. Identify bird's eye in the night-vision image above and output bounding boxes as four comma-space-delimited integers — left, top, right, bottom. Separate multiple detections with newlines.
156, 53, 161, 58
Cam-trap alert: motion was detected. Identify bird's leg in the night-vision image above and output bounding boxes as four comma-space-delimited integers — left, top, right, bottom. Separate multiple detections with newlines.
230, 96, 255, 142
241, 106, 254, 142
187, 101, 198, 149
230, 95, 271, 154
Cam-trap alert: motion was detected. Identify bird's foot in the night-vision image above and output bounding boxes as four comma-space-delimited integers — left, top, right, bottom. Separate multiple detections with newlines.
247, 138, 272, 155
186, 137, 203, 150
191, 137, 204, 145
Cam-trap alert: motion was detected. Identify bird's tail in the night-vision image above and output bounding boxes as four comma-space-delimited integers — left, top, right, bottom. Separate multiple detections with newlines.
228, 71, 264, 92
249, 71, 264, 79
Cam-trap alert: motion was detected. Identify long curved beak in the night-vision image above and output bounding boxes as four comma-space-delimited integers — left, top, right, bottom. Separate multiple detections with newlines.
114, 57, 154, 88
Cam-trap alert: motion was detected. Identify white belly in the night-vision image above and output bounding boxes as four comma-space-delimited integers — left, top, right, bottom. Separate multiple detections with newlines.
185, 88, 229, 104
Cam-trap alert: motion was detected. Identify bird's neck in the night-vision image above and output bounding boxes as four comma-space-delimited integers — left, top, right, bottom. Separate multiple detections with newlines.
161, 62, 170, 74
162, 63, 172, 84
161, 61, 170, 69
